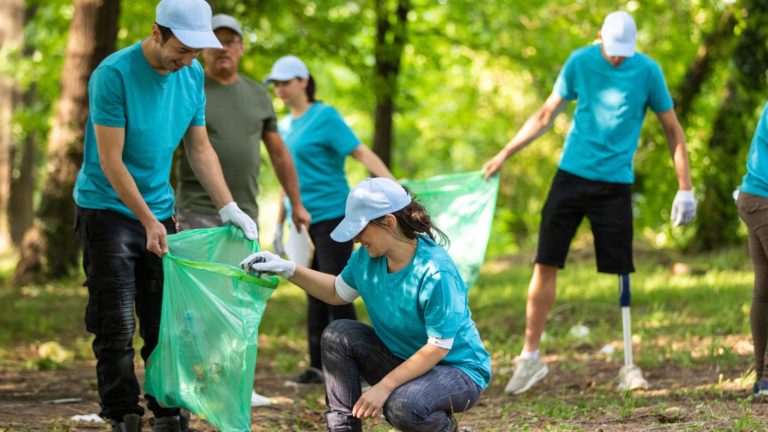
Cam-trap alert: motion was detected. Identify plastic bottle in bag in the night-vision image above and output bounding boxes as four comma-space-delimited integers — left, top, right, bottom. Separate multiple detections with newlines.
207, 360, 223, 384
179, 310, 207, 382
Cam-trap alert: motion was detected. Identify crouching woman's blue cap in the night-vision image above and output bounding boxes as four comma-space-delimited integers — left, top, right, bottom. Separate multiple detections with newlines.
330, 178, 411, 242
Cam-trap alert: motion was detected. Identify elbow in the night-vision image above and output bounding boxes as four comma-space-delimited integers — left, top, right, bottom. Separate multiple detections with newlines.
350, 151, 365, 163
186, 145, 206, 163
330, 295, 351, 306
427, 343, 450, 359
661, 123, 677, 136
661, 118, 684, 139
431, 348, 450, 364
350, 145, 370, 162
97, 154, 116, 174
268, 145, 289, 162
666, 129, 685, 148
97, 155, 107, 170
435, 350, 449, 362
185, 139, 215, 163
537, 109, 555, 128
440, 346, 450, 358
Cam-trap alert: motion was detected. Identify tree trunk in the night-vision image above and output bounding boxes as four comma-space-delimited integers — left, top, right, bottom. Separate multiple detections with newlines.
14, 0, 120, 285
8, 4, 39, 247
371, 0, 409, 169
693, 2, 768, 251
9, 92, 36, 246
674, 9, 737, 124
0, 0, 25, 251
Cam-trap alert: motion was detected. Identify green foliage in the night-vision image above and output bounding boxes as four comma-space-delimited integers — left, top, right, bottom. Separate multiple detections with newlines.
230, 0, 749, 252
5, 0, 760, 255
693, 0, 768, 250
1, 1, 72, 205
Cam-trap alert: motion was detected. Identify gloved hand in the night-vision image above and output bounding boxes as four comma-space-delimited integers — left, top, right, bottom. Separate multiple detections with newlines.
671, 190, 697, 227
239, 251, 296, 279
273, 222, 286, 256
219, 202, 258, 240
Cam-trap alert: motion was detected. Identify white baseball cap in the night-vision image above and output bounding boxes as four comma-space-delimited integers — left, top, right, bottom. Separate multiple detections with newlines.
265, 55, 309, 83
600, 11, 637, 57
331, 178, 412, 242
155, 0, 222, 49
211, 13, 242, 37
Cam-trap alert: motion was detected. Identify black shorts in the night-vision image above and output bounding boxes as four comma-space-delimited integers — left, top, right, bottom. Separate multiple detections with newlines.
535, 169, 634, 274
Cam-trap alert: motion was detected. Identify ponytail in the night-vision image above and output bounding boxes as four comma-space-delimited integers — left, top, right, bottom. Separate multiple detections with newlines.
373, 192, 449, 246
305, 74, 317, 102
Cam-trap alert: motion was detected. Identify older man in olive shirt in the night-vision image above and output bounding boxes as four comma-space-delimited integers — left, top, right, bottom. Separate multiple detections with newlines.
175, 14, 310, 408
176, 14, 310, 231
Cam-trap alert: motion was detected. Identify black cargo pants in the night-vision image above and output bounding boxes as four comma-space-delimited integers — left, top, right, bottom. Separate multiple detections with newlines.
75, 206, 178, 421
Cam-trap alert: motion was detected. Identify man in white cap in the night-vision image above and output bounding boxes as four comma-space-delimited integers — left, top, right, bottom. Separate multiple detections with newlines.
174, 13, 310, 407
72, 1, 258, 430
482, 11, 697, 394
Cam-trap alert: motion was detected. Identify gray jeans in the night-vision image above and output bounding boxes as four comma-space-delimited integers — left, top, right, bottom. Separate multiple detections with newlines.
321, 319, 482, 432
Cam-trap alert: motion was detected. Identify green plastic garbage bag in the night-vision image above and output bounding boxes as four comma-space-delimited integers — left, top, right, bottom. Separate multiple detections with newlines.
403, 171, 499, 288
145, 225, 278, 431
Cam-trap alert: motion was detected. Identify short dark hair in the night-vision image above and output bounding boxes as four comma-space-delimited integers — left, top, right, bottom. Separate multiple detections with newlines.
155, 22, 174, 42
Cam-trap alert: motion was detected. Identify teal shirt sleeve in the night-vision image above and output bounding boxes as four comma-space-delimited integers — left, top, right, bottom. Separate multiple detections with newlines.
339, 248, 362, 289
421, 270, 464, 339
324, 107, 360, 156
191, 62, 206, 127
90, 66, 126, 127
647, 61, 673, 113
553, 53, 577, 101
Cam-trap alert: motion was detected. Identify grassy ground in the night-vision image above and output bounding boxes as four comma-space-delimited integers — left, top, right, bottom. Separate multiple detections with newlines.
1, 242, 766, 431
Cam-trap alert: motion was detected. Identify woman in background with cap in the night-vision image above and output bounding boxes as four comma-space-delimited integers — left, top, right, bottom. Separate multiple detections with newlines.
265, 55, 395, 386
241, 177, 491, 432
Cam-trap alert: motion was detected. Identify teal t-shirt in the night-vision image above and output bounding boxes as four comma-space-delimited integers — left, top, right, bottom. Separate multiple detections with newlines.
278, 102, 359, 223
554, 44, 673, 184
73, 41, 206, 220
338, 236, 492, 389
740, 103, 768, 198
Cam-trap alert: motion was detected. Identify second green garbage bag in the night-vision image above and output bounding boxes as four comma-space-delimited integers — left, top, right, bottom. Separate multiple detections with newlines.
403, 171, 499, 288
145, 225, 278, 432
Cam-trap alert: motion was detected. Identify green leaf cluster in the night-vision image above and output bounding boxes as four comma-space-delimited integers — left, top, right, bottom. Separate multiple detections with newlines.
5, 0, 757, 255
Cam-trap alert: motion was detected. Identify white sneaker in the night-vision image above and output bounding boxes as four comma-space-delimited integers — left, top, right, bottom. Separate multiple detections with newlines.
504, 357, 549, 394
250, 390, 271, 407
617, 365, 648, 391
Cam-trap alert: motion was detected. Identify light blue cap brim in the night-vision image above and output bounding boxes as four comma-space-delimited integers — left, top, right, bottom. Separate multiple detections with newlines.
330, 219, 370, 243
172, 28, 222, 49
265, 71, 306, 83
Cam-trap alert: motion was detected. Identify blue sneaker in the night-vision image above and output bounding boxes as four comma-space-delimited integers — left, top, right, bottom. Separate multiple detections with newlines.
753, 378, 768, 401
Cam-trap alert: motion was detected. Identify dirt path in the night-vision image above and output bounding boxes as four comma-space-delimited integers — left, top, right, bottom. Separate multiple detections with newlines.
1, 350, 767, 431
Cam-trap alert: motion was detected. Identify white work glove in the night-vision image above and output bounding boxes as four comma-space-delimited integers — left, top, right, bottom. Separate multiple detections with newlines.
670, 190, 697, 227
239, 251, 296, 279
219, 202, 258, 240
273, 222, 286, 256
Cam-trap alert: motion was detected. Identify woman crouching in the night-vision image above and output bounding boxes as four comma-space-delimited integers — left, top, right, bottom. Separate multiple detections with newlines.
241, 177, 491, 432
